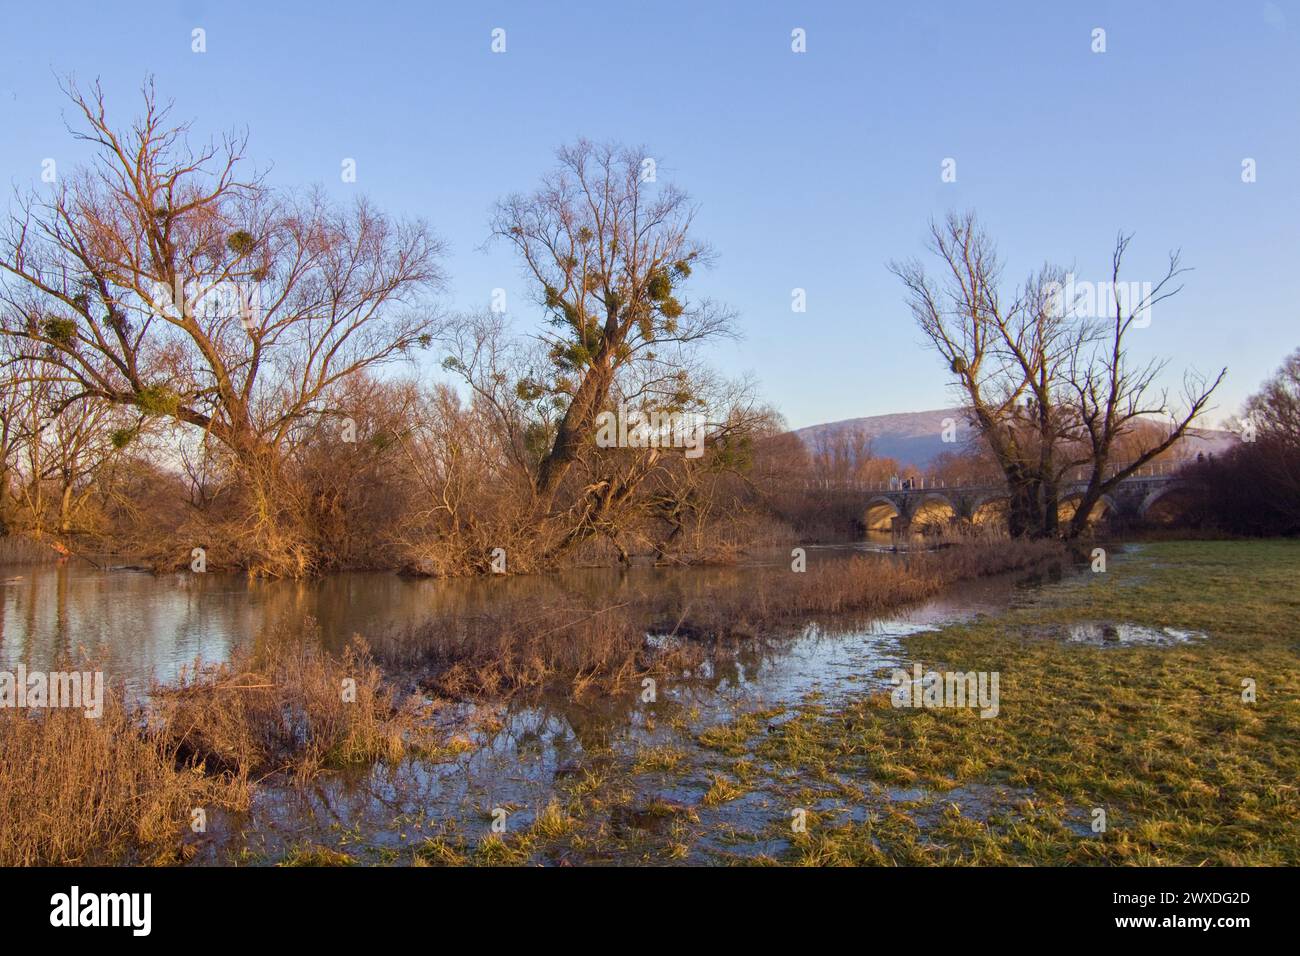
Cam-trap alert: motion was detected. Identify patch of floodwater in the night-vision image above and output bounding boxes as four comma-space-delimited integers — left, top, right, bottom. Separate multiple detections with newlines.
1062, 622, 1207, 647
671, 619, 929, 717
694, 783, 1042, 863
691, 790, 794, 860
651, 570, 1034, 720
198, 567, 1069, 864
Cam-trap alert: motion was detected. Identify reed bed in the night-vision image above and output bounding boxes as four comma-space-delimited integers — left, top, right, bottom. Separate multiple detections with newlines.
0, 534, 62, 566
0, 631, 422, 865
0, 682, 231, 866
389, 537, 1068, 698
153, 625, 423, 782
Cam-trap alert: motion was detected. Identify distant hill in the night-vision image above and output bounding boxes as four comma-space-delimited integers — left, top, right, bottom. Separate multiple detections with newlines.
793, 408, 963, 469
794, 408, 1238, 470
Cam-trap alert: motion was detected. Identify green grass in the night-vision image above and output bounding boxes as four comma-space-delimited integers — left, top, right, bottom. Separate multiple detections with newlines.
277, 842, 357, 867
747, 540, 1300, 865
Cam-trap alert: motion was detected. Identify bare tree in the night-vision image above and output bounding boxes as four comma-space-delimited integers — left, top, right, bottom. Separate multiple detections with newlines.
890, 213, 1082, 535
552, 364, 762, 562
1246, 346, 1300, 447
0, 338, 142, 538
0, 78, 446, 573
1063, 234, 1224, 536
640, 388, 784, 562
0, 366, 30, 535
1234, 346, 1299, 525
892, 213, 1223, 538
809, 426, 875, 483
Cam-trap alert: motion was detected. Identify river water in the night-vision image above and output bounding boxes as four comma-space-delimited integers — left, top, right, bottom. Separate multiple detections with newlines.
1, 541, 911, 695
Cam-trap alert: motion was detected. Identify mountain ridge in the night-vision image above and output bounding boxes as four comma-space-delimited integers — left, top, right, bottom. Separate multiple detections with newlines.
793, 408, 1237, 470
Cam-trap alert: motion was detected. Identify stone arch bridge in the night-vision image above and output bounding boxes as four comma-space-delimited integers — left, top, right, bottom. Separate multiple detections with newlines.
807, 459, 1192, 535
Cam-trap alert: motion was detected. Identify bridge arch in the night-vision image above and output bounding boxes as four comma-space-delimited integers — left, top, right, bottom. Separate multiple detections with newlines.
1138, 481, 1195, 524
863, 495, 901, 532
856, 470, 1184, 536
1139, 482, 1181, 516
971, 494, 1009, 526
911, 492, 957, 530
863, 492, 961, 533
1058, 491, 1119, 525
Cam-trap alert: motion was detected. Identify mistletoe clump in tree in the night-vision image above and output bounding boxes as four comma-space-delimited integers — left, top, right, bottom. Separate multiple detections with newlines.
488, 140, 734, 510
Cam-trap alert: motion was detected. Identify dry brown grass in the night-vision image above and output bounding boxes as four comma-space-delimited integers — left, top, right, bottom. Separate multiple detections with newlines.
0, 681, 236, 866
0, 533, 62, 566
0, 626, 426, 865
662, 537, 1066, 639
154, 623, 421, 782
383, 600, 704, 699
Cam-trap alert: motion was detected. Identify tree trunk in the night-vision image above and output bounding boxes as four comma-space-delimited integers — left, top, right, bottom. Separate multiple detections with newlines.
1040, 478, 1060, 537
1067, 483, 1105, 539
535, 362, 611, 506
58, 483, 74, 535
1006, 479, 1038, 538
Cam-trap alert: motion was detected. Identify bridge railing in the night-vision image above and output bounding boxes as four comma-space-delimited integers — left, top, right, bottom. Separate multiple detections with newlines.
800, 457, 1194, 493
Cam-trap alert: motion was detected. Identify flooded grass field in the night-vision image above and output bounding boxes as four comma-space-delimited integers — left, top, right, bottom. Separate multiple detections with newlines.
199, 570, 1044, 866
3, 539, 1296, 866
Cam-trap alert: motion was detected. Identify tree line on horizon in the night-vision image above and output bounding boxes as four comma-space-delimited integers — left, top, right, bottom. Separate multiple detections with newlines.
0, 79, 1292, 577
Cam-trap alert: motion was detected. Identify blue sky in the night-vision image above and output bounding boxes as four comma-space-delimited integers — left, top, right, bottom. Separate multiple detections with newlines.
2, 1, 1296, 428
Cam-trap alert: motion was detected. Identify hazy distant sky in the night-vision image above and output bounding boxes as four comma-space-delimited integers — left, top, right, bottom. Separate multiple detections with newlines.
2, 1, 1296, 428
